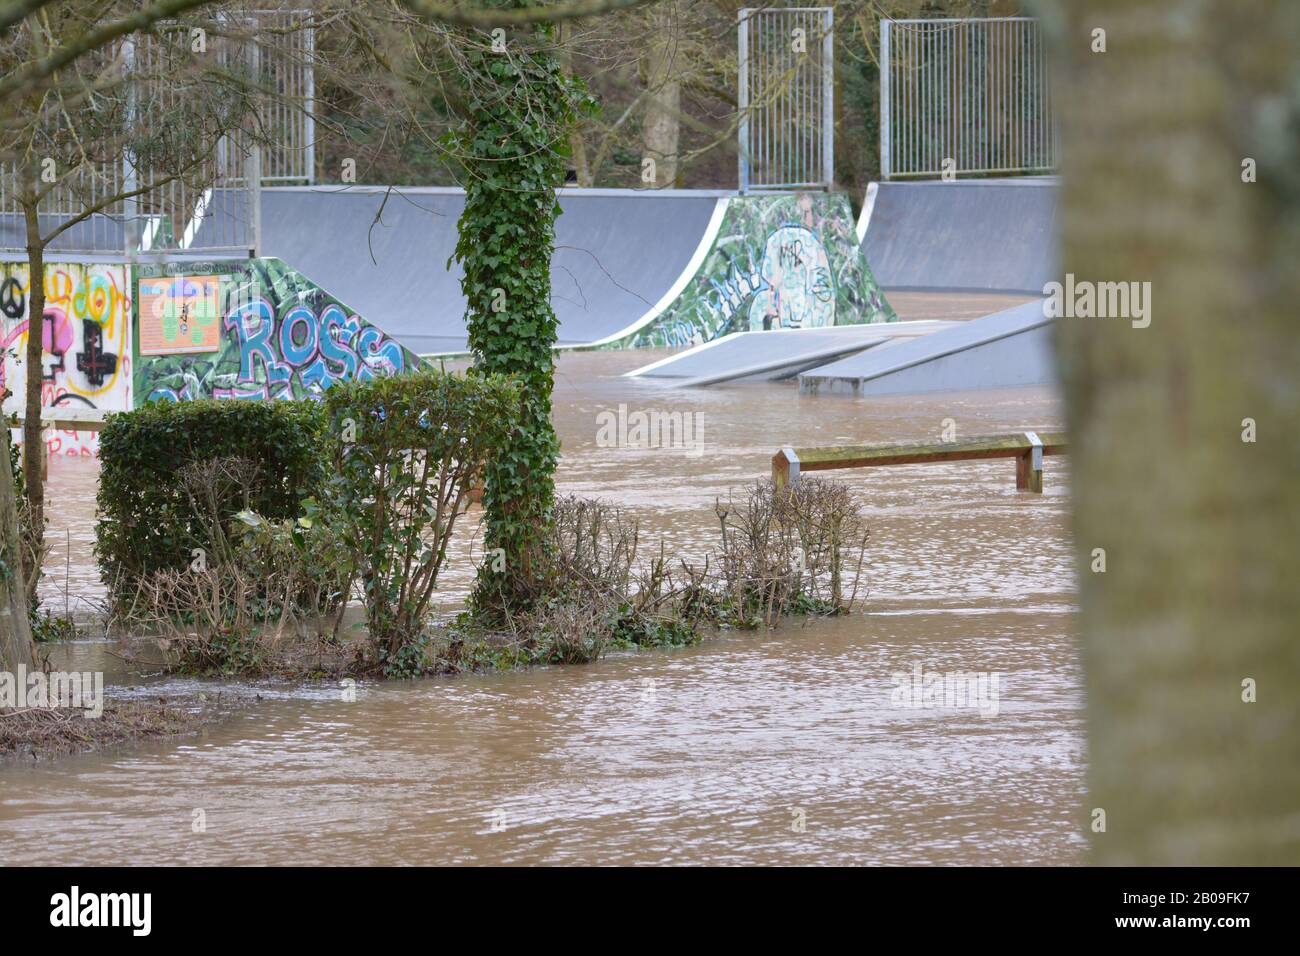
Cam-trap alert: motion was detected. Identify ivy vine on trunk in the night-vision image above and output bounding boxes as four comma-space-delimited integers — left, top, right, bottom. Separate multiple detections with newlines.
448, 14, 593, 618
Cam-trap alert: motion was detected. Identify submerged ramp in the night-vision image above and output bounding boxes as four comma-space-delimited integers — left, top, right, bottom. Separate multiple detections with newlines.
799, 300, 1055, 397
858, 178, 1059, 295
252, 187, 727, 355
628, 321, 954, 386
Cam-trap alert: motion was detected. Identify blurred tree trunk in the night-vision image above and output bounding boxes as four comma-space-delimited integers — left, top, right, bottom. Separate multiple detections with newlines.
1048, 0, 1300, 864
642, 2, 681, 187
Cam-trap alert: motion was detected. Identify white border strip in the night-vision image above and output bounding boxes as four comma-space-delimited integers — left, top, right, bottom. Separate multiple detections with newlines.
856, 182, 879, 244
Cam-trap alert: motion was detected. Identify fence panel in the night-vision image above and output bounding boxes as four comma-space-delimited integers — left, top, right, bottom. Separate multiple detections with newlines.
738, 6, 834, 192
880, 17, 1057, 180
0, 12, 315, 258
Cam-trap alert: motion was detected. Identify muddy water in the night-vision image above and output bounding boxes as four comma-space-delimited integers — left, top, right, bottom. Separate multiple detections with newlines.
3, 349, 1084, 865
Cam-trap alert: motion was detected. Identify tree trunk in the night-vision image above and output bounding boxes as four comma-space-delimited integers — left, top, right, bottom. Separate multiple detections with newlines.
641, 3, 681, 188
19, 184, 45, 551
1050, 0, 1300, 864
557, 21, 592, 186
0, 424, 35, 672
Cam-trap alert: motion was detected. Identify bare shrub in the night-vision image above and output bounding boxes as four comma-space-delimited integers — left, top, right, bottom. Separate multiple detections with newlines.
712, 478, 869, 627
548, 494, 640, 598
177, 456, 263, 568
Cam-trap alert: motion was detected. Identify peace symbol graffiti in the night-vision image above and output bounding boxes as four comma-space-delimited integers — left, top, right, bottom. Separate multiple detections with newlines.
0, 277, 24, 319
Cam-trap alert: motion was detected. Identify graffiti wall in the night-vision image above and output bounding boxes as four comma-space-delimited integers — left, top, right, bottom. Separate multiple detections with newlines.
614, 192, 896, 350
134, 258, 418, 403
1, 262, 132, 457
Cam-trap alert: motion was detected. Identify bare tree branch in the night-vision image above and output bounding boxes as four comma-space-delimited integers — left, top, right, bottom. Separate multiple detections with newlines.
398, 0, 658, 29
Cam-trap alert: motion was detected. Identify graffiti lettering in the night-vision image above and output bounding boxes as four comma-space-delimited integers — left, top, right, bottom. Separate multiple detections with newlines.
1, 263, 131, 457
212, 296, 406, 401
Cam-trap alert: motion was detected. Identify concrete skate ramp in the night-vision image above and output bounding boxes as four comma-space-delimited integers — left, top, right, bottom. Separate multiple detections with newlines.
249, 187, 726, 355
628, 321, 955, 386
858, 178, 1059, 295
799, 299, 1056, 397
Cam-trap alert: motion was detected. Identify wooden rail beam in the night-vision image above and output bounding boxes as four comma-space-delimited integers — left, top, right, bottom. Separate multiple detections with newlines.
772, 430, 1068, 493
10, 413, 108, 432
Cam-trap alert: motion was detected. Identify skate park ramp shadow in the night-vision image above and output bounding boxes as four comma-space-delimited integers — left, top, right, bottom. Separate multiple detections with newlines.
248, 186, 729, 355
799, 299, 1056, 397
858, 177, 1059, 295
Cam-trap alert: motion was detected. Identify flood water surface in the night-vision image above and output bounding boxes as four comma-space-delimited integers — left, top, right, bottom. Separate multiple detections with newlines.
3, 350, 1084, 865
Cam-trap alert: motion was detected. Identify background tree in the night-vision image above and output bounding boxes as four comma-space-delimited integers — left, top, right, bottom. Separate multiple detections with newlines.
1, 2, 279, 582
1047, 0, 1300, 864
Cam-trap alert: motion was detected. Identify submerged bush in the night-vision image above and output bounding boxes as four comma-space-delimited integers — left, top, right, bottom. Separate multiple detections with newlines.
321, 369, 520, 673
712, 478, 870, 627
96, 400, 327, 610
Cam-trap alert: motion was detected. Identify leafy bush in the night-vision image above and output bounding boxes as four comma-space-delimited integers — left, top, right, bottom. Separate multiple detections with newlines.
320, 368, 520, 672
95, 400, 328, 610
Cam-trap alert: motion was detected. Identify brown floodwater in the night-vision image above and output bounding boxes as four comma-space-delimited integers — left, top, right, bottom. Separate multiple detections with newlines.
1, 347, 1084, 865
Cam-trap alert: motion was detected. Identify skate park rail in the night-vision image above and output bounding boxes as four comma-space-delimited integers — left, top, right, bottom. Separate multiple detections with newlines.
771, 430, 1068, 493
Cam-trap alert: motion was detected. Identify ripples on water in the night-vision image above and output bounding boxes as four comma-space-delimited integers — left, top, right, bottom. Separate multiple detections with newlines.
4, 350, 1085, 865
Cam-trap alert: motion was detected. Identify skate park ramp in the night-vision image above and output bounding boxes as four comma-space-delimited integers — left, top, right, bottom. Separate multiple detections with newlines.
858, 178, 1059, 295
799, 299, 1056, 397
627, 321, 955, 387
0, 213, 128, 257
242, 186, 728, 355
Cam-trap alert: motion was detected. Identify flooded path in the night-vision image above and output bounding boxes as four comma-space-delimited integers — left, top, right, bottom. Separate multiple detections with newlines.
3, 350, 1084, 865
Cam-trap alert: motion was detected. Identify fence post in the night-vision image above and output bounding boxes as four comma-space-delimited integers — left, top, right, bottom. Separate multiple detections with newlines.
122, 36, 139, 259
821, 7, 835, 189
737, 8, 750, 192
880, 18, 891, 181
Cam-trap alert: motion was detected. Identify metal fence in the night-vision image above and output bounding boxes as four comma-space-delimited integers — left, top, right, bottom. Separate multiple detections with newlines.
0, 12, 315, 258
738, 6, 835, 192
879, 17, 1057, 180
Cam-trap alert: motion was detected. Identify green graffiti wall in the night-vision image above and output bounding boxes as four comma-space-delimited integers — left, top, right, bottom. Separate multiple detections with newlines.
611, 192, 896, 349
134, 258, 420, 404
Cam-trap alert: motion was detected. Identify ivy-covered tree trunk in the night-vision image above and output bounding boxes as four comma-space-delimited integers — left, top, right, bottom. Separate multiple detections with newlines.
452, 21, 586, 616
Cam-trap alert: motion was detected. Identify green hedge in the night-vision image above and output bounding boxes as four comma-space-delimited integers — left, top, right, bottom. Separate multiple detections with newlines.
95, 399, 327, 606
320, 369, 520, 671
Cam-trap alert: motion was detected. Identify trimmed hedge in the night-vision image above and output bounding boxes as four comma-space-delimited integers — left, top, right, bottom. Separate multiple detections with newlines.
95, 399, 327, 607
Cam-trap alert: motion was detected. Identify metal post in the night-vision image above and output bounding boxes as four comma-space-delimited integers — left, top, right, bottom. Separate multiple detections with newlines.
879, 19, 891, 181
247, 37, 262, 257
821, 7, 834, 189
743, 9, 754, 191
304, 23, 316, 184
121, 36, 139, 260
